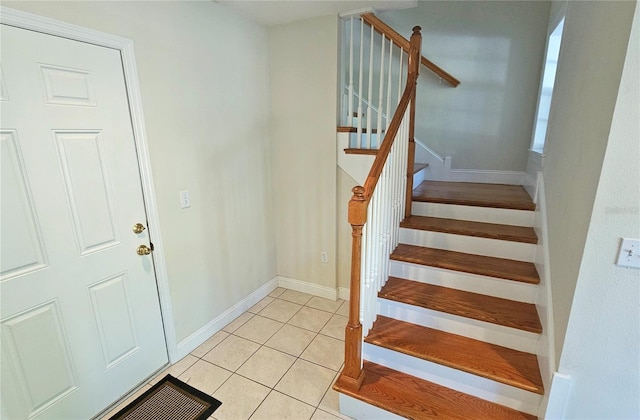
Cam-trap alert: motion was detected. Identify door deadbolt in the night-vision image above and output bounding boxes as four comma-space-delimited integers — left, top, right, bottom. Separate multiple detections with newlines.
132, 223, 146, 234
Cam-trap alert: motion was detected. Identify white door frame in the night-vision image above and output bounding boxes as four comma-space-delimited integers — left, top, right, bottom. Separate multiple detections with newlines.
0, 7, 179, 363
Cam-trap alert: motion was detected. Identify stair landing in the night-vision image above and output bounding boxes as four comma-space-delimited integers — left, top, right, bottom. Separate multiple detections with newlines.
413, 181, 535, 211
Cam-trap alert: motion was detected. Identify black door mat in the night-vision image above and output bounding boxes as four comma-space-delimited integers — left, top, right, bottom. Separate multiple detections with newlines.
109, 374, 222, 420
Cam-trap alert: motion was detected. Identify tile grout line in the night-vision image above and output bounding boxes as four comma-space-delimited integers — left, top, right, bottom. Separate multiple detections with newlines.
186, 291, 348, 419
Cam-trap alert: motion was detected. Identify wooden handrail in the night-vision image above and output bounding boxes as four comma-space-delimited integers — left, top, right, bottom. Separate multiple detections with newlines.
361, 13, 460, 88
340, 26, 422, 391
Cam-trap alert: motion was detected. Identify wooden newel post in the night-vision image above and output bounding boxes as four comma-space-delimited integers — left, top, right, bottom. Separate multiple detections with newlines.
405, 26, 422, 220
341, 185, 367, 389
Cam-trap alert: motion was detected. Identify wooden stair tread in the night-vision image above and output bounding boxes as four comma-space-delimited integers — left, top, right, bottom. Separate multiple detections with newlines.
334, 361, 537, 420
391, 244, 540, 284
413, 163, 428, 174
344, 148, 378, 155
401, 215, 538, 244
337, 126, 382, 134
380, 277, 542, 333
365, 317, 544, 394
413, 181, 536, 211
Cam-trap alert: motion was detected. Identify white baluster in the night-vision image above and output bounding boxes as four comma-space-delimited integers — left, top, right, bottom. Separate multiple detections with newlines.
348, 17, 354, 126
386, 41, 394, 130
398, 49, 404, 105
376, 34, 385, 149
357, 18, 364, 148
366, 24, 374, 149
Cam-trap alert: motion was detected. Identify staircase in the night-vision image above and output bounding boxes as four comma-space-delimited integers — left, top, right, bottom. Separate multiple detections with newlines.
335, 180, 544, 419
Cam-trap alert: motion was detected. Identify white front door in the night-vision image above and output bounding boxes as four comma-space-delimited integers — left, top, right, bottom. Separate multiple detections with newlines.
0, 24, 167, 419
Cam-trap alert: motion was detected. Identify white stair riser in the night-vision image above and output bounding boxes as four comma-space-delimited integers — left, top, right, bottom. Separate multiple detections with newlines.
363, 344, 542, 416
399, 228, 536, 262
413, 166, 427, 188
338, 394, 405, 420
412, 201, 535, 227
379, 298, 539, 353
389, 260, 538, 304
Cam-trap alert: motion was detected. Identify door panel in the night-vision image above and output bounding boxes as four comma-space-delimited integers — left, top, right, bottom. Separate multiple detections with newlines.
1, 24, 167, 419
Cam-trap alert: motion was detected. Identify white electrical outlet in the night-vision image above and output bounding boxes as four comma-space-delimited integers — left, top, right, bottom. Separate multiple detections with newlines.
321, 252, 328, 263
616, 238, 640, 269
180, 190, 191, 209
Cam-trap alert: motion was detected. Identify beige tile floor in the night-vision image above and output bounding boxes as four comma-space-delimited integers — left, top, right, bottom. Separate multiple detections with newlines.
102, 288, 352, 420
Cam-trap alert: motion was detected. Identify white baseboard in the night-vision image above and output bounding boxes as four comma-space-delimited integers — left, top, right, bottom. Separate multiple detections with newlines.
276, 276, 338, 300
338, 394, 404, 420
338, 287, 350, 301
174, 278, 278, 361
414, 138, 526, 185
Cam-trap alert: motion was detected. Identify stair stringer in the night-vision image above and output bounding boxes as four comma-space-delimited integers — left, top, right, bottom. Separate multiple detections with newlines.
363, 343, 543, 415
337, 132, 429, 187
337, 132, 374, 185
532, 173, 556, 418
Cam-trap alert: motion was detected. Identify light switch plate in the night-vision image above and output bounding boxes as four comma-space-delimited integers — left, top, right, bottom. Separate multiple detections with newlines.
616, 238, 640, 269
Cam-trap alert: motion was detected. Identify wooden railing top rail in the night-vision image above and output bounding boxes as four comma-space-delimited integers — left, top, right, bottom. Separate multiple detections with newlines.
361, 13, 461, 88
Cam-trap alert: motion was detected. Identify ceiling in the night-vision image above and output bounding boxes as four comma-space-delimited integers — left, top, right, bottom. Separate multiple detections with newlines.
215, 0, 417, 27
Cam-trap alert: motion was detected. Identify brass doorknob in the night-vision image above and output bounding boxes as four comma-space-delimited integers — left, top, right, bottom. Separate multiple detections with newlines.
136, 245, 153, 255
133, 223, 146, 234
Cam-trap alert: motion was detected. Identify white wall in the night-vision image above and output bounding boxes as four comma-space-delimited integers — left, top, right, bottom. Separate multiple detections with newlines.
268, 16, 339, 293
556, 3, 640, 417
541, 0, 636, 362
378, 1, 550, 171
5, 1, 277, 345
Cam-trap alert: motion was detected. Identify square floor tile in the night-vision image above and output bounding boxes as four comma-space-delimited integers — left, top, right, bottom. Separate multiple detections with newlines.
223, 312, 255, 333
192, 330, 230, 358
275, 359, 335, 406
336, 301, 349, 317
288, 307, 333, 332
234, 315, 284, 344
269, 287, 286, 297
279, 289, 313, 305
237, 346, 295, 388
178, 359, 232, 395
248, 296, 275, 314
311, 409, 344, 420
306, 296, 344, 313
148, 354, 198, 385
249, 391, 315, 420
265, 324, 317, 357
203, 335, 260, 371
319, 314, 348, 341
301, 335, 344, 371
212, 374, 269, 420
258, 299, 302, 323
319, 372, 348, 418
